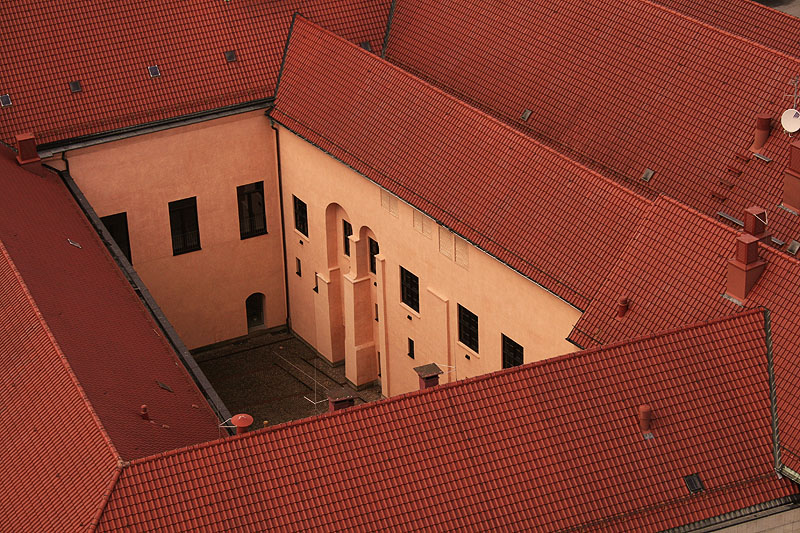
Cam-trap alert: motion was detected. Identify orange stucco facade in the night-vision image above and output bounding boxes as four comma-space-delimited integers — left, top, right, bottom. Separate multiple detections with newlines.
276, 124, 581, 396
55, 110, 287, 349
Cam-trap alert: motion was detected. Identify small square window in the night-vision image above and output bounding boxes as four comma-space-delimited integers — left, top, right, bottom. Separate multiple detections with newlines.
293, 195, 308, 237
408, 338, 415, 359
69, 80, 82, 93
458, 304, 479, 353
400, 267, 419, 312
343, 220, 353, 256
369, 238, 379, 274
168, 197, 201, 255
224, 50, 237, 62
148, 65, 161, 78
237, 182, 266, 239
502, 334, 524, 368
0, 94, 11, 107
684, 474, 704, 494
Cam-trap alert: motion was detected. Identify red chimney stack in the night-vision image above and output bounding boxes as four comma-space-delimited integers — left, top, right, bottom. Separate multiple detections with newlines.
638, 404, 653, 432
727, 233, 766, 301
743, 207, 770, 242
231, 413, 253, 434
616, 297, 630, 319
414, 363, 444, 390
749, 113, 771, 153
15, 133, 39, 165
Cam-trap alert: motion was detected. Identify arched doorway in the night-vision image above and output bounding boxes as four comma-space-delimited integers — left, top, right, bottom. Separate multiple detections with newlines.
245, 293, 266, 332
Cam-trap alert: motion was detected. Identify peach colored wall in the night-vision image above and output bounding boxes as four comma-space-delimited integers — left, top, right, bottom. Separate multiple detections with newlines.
58, 111, 286, 349
277, 125, 581, 397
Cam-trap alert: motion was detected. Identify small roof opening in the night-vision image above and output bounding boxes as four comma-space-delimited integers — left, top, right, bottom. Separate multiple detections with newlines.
69, 80, 82, 93
642, 168, 655, 182
0, 94, 11, 107
788, 240, 800, 255
224, 50, 237, 62
684, 473, 704, 494
360, 41, 372, 52
521, 109, 532, 121
148, 65, 161, 78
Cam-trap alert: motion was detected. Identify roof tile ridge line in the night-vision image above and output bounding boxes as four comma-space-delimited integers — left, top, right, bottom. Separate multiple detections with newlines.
88, 463, 124, 532
380, 0, 398, 58
639, 0, 800, 64
127, 308, 768, 468
273, 12, 301, 101
0, 239, 121, 461
281, 17, 648, 204
764, 306, 784, 477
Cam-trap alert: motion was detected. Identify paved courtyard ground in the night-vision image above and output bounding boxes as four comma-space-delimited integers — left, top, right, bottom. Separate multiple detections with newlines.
193, 328, 382, 429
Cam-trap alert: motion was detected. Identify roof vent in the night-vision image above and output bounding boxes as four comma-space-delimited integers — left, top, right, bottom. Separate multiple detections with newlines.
520, 109, 532, 122
1, 94, 12, 107
148, 65, 161, 78
327, 386, 355, 412
140, 405, 150, 420
231, 413, 253, 434
641, 168, 655, 182
69, 80, 82, 93
750, 113, 772, 152
616, 297, 630, 319
788, 240, 800, 255
359, 41, 372, 52
224, 50, 237, 62
684, 473, 704, 494
414, 363, 444, 390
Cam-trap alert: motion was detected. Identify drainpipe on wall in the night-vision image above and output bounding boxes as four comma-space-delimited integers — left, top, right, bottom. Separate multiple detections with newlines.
269, 116, 292, 332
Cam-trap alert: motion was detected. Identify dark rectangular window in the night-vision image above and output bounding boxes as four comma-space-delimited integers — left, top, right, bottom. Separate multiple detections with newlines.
408, 338, 415, 359
400, 267, 419, 312
502, 334, 524, 369
343, 220, 353, 256
296, 258, 302, 277
293, 195, 308, 237
458, 304, 479, 353
369, 238, 379, 274
100, 212, 132, 264
168, 197, 201, 255
237, 182, 267, 239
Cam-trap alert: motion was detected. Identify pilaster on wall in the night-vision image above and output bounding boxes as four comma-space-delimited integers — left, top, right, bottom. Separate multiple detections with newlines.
375, 254, 390, 396
426, 287, 452, 385
343, 235, 379, 387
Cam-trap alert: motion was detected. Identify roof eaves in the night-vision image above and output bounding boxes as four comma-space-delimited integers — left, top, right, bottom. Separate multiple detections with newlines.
666, 494, 800, 532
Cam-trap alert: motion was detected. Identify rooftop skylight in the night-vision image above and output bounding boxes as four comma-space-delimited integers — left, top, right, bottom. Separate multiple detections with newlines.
148, 65, 161, 78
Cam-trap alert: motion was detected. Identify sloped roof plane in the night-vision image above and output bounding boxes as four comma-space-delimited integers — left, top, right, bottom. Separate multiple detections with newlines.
271, 16, 651, 310
568, 195, 800, 483
382, 0, 800, 247
94, 309, 797, 531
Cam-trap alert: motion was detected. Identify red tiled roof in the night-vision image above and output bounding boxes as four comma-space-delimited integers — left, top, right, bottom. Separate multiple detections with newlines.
96, 309, 796, 531
0, 238, 120, 531
383, 0, 800, 247
568, 195, 800, 482
653, 0, 800, 58
0, 149, 221, 460
0, 0, 390, 146
271, 17, 650, 309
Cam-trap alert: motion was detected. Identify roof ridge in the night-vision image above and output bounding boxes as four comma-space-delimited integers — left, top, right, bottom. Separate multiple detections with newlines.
88, 465, 124, 532
0, 238, 121, 461
640, 0, 800, 64
127, 308, 768, 468
282, 15, 649, 206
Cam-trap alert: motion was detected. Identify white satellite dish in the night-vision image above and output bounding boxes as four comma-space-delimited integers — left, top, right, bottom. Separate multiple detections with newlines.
781, 108, 800, 133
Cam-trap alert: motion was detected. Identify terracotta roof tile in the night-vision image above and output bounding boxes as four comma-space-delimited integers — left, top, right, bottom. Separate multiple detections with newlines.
383, 0, 800, 248
0, 0, 390, 146
96, 309, 796, 531
271, 17, 650, 309
568, 195, 800, 482
0, 148, 221, 460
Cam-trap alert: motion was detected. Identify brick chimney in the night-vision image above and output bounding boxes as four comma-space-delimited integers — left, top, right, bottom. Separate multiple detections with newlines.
231, 413, 253, 434
743, 206, 770, 242
616, 297, 630, 319
327, 387, 355, 412
727, 233, 766, 301
638, 404, 652, 432
750, 113, 772, 153
783, 140, 800, 211
15, 133, 40, 165
413, 363, 444, 390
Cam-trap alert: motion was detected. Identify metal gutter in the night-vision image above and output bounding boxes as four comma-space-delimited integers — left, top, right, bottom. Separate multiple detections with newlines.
47, 161, 233, 431
37, 98, 273, 158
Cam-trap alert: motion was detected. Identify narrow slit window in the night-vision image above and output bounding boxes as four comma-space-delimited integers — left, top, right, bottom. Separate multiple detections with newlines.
343, 220, 353, 256
408, 338, 415, 359
296, 258, 302, 277
369, 238, 379, 274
